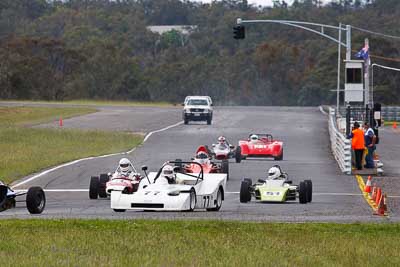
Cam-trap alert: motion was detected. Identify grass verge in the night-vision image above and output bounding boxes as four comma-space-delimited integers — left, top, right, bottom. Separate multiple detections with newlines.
0, 219, 399, 266
0, 99, 176, 107
0, 106, 143, 184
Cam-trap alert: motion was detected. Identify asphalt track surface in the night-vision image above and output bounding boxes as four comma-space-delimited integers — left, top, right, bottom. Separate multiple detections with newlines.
2, 105, 396, 221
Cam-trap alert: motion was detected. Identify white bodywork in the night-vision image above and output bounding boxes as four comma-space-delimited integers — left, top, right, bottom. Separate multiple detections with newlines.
110, 172, 226, 211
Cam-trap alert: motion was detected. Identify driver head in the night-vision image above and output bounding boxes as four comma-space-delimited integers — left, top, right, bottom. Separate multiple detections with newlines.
218, 136, 226, 144
162, 164, 175, 180
119, 158, 132, 173
267, 166, 281, 180
250, 134, 258, 142
196, 151, 209, 165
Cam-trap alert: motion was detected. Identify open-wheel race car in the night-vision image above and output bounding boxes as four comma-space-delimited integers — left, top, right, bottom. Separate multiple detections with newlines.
236, 134, 283, 162
89, 158, 143, 199
0, 182, 46, 214
208, 136, 241, 163
176, 145, 229, 180
239, 165, 312, 204
110, 161, 227, 212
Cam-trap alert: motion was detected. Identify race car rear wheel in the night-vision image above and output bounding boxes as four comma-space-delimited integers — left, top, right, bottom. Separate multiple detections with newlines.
99, 174, 109, 198
240, 179, 252, 203
305, 180, 313, 203
298, 181, 307, 204
235, 146, 242, 163
188, 188, 196, 211
221, 160, 229, 180
207, 187, 223, 211
274, 150, 283, 161
89, 176, 99, 199
113, 209, 126, 212
26, 186, 46, 214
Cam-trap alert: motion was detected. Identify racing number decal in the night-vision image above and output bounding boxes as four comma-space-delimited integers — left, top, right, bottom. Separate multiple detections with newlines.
254, 145, 267, 149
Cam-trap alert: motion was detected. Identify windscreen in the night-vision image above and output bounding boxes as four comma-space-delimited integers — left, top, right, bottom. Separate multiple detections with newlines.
188, 99, 208, 105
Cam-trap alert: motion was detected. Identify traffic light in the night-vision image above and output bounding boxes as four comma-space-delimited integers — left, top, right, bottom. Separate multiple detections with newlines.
233, 25, 245, 39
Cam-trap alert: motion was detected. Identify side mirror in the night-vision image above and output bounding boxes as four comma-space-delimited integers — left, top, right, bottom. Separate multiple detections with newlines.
141, 165, 148, 171
191, 157, 195, 161
107, 172, 112, 176
229, 145, 234, 149
212, 144, 216, 147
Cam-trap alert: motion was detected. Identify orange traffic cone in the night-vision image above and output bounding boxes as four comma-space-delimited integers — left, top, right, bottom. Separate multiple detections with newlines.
364, 176, 372, 193
375, 187, 382, 204
393, 122, 397, 129
370, 183, 377, 201
374, 193, 387, 216
59, 117, 63, 127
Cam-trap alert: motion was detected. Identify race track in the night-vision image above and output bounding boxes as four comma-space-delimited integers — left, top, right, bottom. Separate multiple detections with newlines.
3, 105, 391, 221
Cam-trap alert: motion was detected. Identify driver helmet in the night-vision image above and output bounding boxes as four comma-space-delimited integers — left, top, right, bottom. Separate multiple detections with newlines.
250, 134, 259, 142
218, 136, 226, 145
119, 158, 132, 174
196, 151, 209, 165
268, 166, 282, 180
161, 164, 175, 182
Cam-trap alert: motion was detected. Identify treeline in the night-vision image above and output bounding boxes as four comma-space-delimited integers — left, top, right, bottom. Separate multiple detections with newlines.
0, 0, 399, 105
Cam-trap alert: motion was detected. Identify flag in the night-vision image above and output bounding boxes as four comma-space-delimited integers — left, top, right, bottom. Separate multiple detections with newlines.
355, 43, 369, 60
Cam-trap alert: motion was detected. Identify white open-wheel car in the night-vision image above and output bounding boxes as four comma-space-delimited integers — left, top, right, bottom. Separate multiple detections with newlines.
110, 161, 227, 212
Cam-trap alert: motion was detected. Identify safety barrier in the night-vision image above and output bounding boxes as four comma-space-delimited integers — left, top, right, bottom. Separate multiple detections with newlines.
382, 106, 400, 122
328, 107, 352, 174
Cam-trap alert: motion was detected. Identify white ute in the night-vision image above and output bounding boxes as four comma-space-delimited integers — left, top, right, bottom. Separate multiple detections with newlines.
182, 96, 213, 125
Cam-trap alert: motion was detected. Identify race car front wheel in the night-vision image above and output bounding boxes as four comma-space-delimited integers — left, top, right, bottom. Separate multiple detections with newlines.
221, 160, 229, 180
235, 146, 242, 163
305, 180, 313, 203
98, 174, 109, 198
89, 176, 99, 199
26, 186, 46, 214
298, 181, 307, 204
240, 179, 252, 203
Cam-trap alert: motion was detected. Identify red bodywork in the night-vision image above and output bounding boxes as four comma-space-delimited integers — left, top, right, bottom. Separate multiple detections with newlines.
238, 134, 283, 160
183, 146, 222, 174
105, 174, 141, 194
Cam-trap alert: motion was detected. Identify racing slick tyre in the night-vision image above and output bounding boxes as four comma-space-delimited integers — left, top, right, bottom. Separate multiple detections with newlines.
274, 150, 283, 161
89, 176, 99, 199
298, 181, 307, 204
235, 146, 242, 163
240, 179, 252, 203
305, 180, 313, 203
221, 160, 229, 180
99, 174, 109, 198
113, 209, 126, 212
207, 187, 223, 211
188, 188, 196, 212
26, 186, 46, 214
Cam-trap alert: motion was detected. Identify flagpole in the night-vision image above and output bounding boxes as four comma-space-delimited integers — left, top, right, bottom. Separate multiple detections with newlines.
364, 38, 370, 109
337, 23, 342, 113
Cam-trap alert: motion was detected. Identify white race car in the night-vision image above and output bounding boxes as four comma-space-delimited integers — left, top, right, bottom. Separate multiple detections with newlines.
110, 161, 226, 212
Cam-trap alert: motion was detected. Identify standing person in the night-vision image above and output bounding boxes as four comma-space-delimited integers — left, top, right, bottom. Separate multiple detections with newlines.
364, 122, 376, 169
348, 122, 365, 170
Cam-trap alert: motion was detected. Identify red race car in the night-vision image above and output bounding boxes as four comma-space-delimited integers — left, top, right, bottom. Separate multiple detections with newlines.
236, 134, 283, 162
176, 146, 230, 180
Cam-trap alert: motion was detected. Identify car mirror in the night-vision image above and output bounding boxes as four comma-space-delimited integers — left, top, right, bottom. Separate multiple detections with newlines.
212, 144, 215, 147
141, 165, 148, 171
229, 145, 234, 149
191, 157, 195, 161
107, 172, 112, 176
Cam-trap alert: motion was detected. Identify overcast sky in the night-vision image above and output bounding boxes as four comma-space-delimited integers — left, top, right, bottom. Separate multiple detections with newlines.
192, 0, 331, 6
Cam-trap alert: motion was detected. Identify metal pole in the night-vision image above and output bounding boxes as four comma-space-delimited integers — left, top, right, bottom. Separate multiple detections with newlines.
337, 23, 342, 113
371, 64, 374, 106
346, 25, 351, 60
364, 38, 370, 107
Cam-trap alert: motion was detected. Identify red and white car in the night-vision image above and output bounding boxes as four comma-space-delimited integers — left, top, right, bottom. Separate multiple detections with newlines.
176, 146, 230, 180
89, 168, 142, 199
236, 134, 283, 162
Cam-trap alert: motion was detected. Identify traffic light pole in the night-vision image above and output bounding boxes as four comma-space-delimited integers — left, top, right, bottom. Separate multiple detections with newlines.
236, 18, 352, 111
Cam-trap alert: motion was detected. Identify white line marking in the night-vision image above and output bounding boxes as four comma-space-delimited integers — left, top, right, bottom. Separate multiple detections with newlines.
226, 192, 363, 196
12, 120, 183, 188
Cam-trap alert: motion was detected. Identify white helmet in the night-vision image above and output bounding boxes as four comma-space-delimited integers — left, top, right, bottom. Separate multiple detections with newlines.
268, 166, 281, 180
119, 158, 132, 174
162, 165, 175, 181
250, 134, 258, 141
218, 136, 226, 144
196, 151, 209, 165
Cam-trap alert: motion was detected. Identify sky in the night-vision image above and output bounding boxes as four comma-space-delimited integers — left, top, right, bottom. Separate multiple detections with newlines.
192, 0, 331, 7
